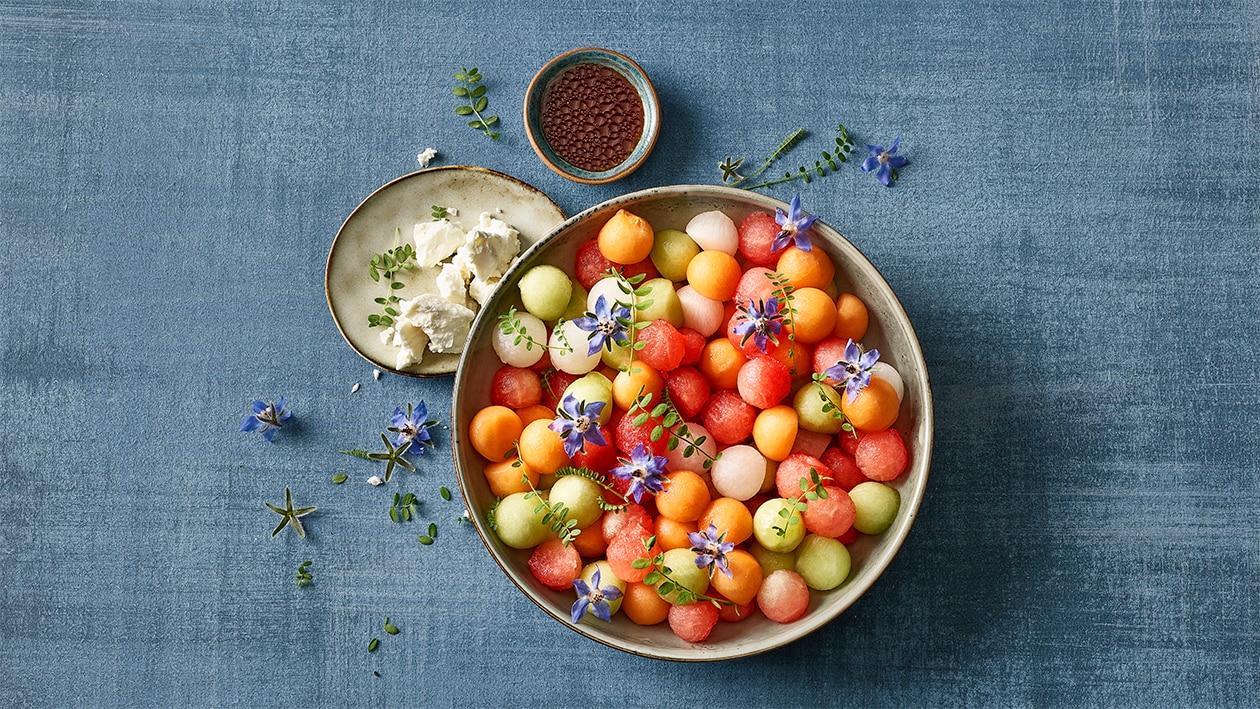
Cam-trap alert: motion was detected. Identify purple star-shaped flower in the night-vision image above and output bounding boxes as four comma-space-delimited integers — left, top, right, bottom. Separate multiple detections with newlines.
731, 297, 783, 353
688, 523, 736, 578
609, 443, 668, 503
861, 137, 908, 187
572, 294, 632, 357
823, 339, 881, 402
389, 401, 435, 456
240, 397, 291, 442
571, 568, 623, 623
772, 194, 818, 253
548, 394, 607, 457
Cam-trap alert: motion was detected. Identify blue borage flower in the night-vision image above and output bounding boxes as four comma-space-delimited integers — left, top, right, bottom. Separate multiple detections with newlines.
731, 297, 784, 354
389, 402, 437, 456
571, 568, 623, 623
609, 443, 668, 503
572, 294, 632, 356
823, 338, 881, 402
688, 522, 736, 578
549, 395, 607, 457
772, 194, 818, 253
240, 397, 291, 442
861, 137, 908, 187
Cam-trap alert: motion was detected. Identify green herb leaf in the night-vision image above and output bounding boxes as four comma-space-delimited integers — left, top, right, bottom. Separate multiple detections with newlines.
332, 473, 348, 484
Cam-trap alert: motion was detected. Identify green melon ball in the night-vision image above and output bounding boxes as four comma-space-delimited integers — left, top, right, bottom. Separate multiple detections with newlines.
794, 534, 852, 590
576, 560, 626, 623
793, 382, 846, 434
493, 491, 554, 549
633, 278, 684, 327
849, 481, 901, 535
600, 328, 637, 370
650, 228, 701, 282
752, 498, 806, 553
518, 265, 573, 322
547, 475, 604, 530
561, 372, 613, 424
562, 282, 590, 321
748, 540, 797, 576
655, 548, 710, 604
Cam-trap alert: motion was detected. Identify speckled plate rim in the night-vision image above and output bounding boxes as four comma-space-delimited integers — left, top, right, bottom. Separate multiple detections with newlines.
523, 47, 661, 185
325, 165, 566, 377
451, 185, 934, 661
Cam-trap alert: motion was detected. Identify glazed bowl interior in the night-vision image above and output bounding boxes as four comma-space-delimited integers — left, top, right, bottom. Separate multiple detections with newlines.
451, 185, 932, 661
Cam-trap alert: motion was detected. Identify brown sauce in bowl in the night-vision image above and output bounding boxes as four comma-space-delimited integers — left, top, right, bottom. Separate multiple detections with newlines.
540, 64, 645, 173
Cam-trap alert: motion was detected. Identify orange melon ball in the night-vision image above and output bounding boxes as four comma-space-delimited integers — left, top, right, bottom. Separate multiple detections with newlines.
515, 404, 555, 428
656, 470, 712, 522
752, 405, 798, 461
834, 292, 870, 342
709, 550, 763, 606
699, 497, 754, 546
468, 406, 523, 462
686, 251, 741, 302
622, 581, 671, 625
598, 209, 654, 264
517, 418, 570, 475
612, 363, 665, 411
788, 287, 838, 344
698, 339, 748, 391
483, 457, 537, 498
776, 245, 836, 290
654, 516, 699, 551
840, 377, 901, 431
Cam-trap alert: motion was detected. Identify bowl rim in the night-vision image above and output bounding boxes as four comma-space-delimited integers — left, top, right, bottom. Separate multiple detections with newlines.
450, 184, 934, 661
523, 47, 661, 185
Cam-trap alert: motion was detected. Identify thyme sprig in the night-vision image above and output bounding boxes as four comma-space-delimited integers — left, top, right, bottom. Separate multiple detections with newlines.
554, 466, 630, 513
606, 269, 652, 371
722, 125, 856, 191
810, 372, 856, 433
431, 205, 449, 220
627, 389, 720, 469
453, 67, 500, 140
766, 270, 800, 372
632, 536, 733, 609
498, 307, 573, 355
367, 228, 416, 329
294, 560, 313, 587
774, 467, 832, 538
389, 492, 421, 522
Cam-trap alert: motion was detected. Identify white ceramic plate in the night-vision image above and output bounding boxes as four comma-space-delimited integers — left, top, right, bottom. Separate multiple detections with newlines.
326, 166, 566, 376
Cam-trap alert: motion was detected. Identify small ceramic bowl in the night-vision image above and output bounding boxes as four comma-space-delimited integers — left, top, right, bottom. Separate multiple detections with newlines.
524, 48, 661, 184
451, 185, 933, 661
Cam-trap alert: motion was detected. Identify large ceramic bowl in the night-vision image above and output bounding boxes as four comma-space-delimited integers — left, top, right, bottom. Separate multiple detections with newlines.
451, 185, 932, 661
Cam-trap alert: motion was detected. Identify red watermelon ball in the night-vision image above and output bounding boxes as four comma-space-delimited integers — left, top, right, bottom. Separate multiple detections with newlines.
668, 602, 720, 642
636, 320, 686, 372
738, 211, 782, 267
662, 367, 711, 420
736, 356, 791, 409
855, 428, 910, 481
701, 390, 757, 445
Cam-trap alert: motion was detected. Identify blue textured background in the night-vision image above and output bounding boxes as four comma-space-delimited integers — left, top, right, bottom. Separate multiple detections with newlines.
2, 1, 1257, 706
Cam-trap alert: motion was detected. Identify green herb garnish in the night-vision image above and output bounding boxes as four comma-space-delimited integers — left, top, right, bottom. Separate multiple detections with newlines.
721, 124, 855, 191
368, 638, 379, 652
453, 67, 500, 140
332, 473, 348, 484
294, 560, 313, 587
265, 487, 317, 539
431, 205, 449, 220
439, 486, 452, 501
774, 467, 831, 538
390, 492, 420, 522
384, 617, 400, 635
367, 228, 417, 329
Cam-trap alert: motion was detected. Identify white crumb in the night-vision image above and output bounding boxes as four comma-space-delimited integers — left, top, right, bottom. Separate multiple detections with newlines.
416, 148, 438, 167
351, 382, 360, 393
368, 476, 384, 487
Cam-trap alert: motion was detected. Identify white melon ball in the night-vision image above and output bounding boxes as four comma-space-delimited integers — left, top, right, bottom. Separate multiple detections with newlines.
549, 319, 600, 375
685, 210, 739, 254
492, 309, 547, 367
870, 362, 904, 402
676, 285, 725, 337
710, 444, 768, 501
586, 276, 632, 315
664, 422, 719, 474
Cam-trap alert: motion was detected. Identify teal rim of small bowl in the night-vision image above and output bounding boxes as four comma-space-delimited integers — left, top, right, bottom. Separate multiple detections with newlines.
524, 48, 661, 184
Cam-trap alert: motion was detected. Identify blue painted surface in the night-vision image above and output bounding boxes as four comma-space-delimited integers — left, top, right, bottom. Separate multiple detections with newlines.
1, 1, 1257, 706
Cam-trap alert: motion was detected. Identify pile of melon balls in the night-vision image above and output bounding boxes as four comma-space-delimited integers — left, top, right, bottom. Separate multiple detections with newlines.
466, 201, 910, 643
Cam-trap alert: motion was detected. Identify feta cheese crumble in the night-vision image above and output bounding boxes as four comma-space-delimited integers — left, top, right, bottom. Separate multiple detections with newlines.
416, 148, 438, 167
